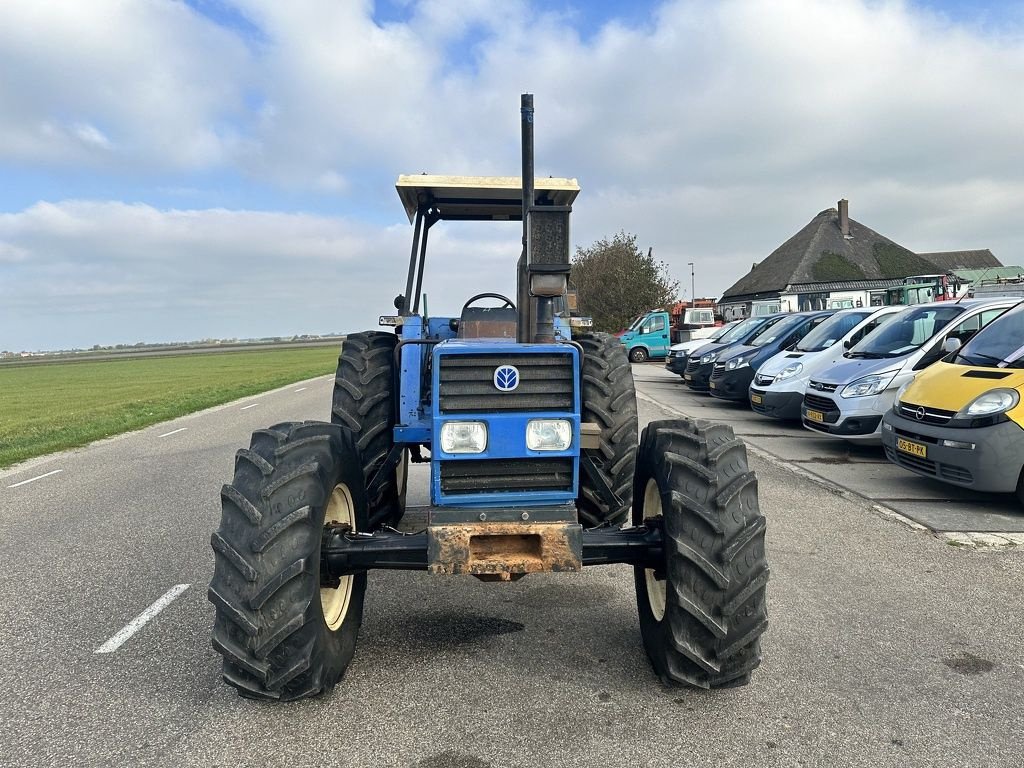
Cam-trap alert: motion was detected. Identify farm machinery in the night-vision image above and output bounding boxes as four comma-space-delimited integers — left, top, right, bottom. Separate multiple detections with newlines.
208, 95, 769, 700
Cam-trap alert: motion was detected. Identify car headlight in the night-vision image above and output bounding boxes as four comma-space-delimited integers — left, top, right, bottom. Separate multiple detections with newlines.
956, 389, 1020, 418
526, 419, 572, 451
440, 421, 487, 453
700, 352, 717, 364
840, 371, 898, 399
725, 355, 750, 371
775, 362, 803, 381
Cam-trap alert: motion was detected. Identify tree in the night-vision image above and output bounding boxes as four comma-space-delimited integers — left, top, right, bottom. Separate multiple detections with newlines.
571, 231, 679, 332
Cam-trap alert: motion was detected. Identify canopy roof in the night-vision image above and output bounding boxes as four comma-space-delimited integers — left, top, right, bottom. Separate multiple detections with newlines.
396, 174, 580, 223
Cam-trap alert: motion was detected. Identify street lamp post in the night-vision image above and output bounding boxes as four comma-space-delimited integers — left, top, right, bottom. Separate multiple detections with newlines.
687, 262, 695, 304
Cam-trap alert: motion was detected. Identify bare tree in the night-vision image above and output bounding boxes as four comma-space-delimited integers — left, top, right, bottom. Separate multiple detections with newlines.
571, 231, 679, 332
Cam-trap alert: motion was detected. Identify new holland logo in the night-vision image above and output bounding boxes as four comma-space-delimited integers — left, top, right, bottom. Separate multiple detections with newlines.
493, 365, 520, 392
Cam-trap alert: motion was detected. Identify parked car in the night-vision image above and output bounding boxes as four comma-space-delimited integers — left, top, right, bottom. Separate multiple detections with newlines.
665, 321, 740, 376
709, 311, 835, 402
682, 314, 789, 392
749, 306, 903, 419
881, 300, 1024, 502
800, 299, 1019, 443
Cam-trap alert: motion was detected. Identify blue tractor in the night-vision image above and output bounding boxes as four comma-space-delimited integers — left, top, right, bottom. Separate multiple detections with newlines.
208, 96, 769, 700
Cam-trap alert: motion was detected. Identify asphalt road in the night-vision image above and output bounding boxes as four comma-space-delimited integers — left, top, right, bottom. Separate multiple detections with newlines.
1, 368, 1022, 767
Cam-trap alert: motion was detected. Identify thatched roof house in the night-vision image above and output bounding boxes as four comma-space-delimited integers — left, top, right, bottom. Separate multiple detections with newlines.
719, 201, 1001, 317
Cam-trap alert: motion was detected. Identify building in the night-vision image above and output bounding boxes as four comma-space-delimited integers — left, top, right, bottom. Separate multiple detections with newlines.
718, 201, 1002, 320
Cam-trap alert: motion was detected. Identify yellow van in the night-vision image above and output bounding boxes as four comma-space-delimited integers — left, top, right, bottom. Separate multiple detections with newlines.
881, 301, 1024, 502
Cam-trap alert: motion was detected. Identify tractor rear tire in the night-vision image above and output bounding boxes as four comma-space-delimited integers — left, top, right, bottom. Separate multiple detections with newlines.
633, 419, 769, 688
576, 333, 638, 528
331, 331, 406, 527
209, 421, 368, 700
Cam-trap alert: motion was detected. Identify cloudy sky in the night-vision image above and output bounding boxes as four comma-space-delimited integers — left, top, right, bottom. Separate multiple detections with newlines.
2, 0, 1023, 351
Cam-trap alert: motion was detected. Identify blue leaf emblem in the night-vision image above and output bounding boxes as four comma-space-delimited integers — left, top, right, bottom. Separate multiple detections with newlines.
493, 365, 520, 392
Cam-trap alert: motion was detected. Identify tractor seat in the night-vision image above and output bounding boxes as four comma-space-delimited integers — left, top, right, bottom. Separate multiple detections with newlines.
457, 306, 518, 339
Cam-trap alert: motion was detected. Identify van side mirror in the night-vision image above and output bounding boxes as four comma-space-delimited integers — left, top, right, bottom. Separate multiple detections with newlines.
942, 338, 962, 354
843, 340, 851, 350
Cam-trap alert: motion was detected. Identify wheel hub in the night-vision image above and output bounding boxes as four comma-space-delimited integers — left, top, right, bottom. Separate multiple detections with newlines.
321, 483, 356, 631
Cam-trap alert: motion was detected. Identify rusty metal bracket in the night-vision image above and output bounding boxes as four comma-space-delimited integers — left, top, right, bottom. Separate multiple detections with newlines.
428, 521, 582, 576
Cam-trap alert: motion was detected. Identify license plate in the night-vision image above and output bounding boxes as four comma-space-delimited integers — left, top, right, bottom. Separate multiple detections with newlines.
896, 437, 927, 458
684, 374, 692, 381
751, 394, 763, 404
709, 382, 717, 389
806, 409, 824, 423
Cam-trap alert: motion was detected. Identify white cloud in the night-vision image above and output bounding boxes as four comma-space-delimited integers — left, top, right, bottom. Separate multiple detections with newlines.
0, 0, 252, 169
2, 0, 1024, 348
0, 201, 522, 349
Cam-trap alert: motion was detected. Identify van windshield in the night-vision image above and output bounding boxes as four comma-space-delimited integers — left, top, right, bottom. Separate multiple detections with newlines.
748, 315, 803, 348
716, 317, 766, 343
708, 322, 736, 341
847, 306, 964, 358
795, 311, 872, 352
955, 304, 1024, 367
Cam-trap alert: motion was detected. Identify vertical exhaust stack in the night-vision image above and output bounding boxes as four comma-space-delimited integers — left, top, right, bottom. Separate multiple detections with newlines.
519, 93, 572, 344
839, 199, 850, 237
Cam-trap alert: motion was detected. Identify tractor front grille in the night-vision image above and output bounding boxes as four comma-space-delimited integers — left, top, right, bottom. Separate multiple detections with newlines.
440, 458, 574, 494
438, 353, 574, 413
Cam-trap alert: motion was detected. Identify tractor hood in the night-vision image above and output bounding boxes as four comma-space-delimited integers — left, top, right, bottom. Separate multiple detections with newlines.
899, 361, 1024, 411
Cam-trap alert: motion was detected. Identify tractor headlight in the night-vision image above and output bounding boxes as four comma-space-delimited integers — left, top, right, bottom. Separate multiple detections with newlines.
775, 362, 803, 381
957, 389, 1019, 418
440, 421, 488, 454
526, 419, 572, 451
840, 371, 898, 399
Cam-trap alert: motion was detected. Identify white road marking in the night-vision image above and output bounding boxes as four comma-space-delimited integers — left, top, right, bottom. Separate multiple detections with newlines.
240, 403, 260, 410
294, 387, 307, 392
7, 469, 63, 488
94, 584, 190, 654
158, 427, 188, 438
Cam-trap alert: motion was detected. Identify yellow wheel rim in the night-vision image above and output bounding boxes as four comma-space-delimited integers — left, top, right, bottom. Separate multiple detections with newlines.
321, 483, 355, 631
643, 478, 667, 622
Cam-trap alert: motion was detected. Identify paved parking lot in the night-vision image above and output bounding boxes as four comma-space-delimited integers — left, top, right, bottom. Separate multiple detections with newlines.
636, 363, 1024, 540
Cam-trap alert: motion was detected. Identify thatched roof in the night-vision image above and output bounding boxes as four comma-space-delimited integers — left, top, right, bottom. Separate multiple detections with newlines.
917, 249, 1000, 271
721, 208, 1002, 302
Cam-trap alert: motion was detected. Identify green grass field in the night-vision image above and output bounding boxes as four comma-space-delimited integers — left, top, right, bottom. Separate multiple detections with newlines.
0, 347, 338, 469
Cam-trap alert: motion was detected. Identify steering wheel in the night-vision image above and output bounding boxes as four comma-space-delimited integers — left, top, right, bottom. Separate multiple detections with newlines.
461, 292, 516, 314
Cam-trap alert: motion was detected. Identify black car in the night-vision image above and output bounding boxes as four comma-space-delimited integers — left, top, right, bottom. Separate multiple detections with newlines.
664, 322, 739, 375
683, 315, 788, 392
708, 311, 835, 401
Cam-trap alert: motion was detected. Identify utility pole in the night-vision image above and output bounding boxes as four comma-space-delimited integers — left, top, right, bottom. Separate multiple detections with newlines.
687, 262, 695, 304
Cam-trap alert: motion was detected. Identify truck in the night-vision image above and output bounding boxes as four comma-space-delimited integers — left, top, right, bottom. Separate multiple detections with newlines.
620, 305, 719, 362
207, 95, 769, 700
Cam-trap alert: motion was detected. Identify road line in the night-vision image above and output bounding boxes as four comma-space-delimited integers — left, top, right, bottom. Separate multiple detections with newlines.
240, 403, 260, 410
294, 387, 307, 392
158, 427, 188, 438
7, 469, 63, 488
94, 584, 190, 654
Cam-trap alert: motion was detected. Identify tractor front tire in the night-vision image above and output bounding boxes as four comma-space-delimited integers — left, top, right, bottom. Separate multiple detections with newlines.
331, 331, 406, 527
209, 421, 368, 700
633, 419, 769, 688
576, 333, 638, 528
